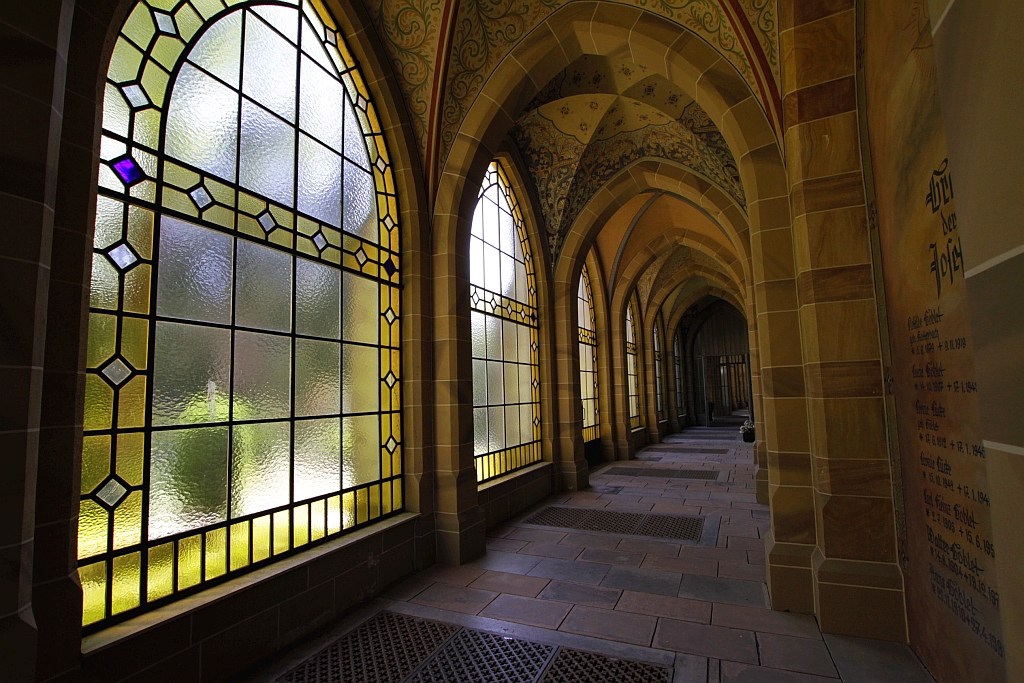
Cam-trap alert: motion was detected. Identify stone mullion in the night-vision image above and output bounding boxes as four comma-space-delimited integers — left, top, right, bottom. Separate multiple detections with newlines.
552, 275, 588, 490
607, 296, 635, 460
781, 0, 906, 639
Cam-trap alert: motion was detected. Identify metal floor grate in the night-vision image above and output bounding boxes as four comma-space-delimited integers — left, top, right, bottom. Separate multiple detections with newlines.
542, 648, 673, 683
602, 467, 720, 480
522, 506, 704, 541
279, 610, 672, 683
279, 611, 458, 683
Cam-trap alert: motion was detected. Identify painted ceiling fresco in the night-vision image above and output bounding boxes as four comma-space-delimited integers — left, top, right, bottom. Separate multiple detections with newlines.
509, 56, 744, 258
361, 0, 779, 181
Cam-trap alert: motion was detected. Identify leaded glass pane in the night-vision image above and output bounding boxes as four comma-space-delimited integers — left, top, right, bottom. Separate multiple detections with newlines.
577, 263, 599, 443
470, 161, 540, 483
626, 295, 642, 430
81, 0, 401, 630
654, 319, 664, 416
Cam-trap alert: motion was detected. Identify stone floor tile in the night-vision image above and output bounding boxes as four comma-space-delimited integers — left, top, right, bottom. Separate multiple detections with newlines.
479, 593, 572, 629
466, 550, 543, 575
615, 537, 681, 557
418, 564, 486, 587
615, 590, 711, 623
642, 553, 719, 577
577, 547, 646, 567
748, 550, 766, 564
527, 557, 611, 585
720, 661, 840, 682
506, 527, 567, 544
467, 570, 550, 598
600, 493, 642, 502
824, 634, 935, 683
518, 542, 582, 560
653, 618, 758, 664
649, 503, 704, 515
757, 633, 838, 677
718, 561, 766, 582
383, 576, 432, 602
556, 532, 621, 549
537, 580, 622, 609
559, 605, 656, 646
711, 604, 821, 639
600, 565, 682, 596
605, 500, 656, 512
728, 536, 765, 551
677, 575, 767, 608
410, 582, 497, 615
679, 546, 749, 563
485, 537, 528, 553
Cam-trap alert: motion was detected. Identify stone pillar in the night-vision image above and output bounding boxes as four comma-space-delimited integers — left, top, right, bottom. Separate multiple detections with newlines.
780, 0, 907, 638
552, 268, 589, 490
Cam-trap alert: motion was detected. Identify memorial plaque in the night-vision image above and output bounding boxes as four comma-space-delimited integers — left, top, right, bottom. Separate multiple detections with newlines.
863, 2, 1005, 681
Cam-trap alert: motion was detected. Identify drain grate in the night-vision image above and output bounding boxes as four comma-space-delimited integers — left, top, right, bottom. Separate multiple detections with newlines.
409, 628, 554, 683
541, 648, 672, 683
602, 467, 720, 480
279, 611, 458, 683
522, 506, 704, 541
281, 611, 670, 682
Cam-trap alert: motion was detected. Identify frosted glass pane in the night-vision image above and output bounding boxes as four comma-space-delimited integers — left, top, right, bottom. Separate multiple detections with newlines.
157, 216, 233, 324
518, 364, 532, 400
188, 9, 242, 87
342, 414, 379, 487
502, 320, 518, 362
486, 361, 503, 405
298, 133, 341, 227
295, 338, 341, 416
242, 12, 296, 122
503, 363, 519, 404
505, 405, 520, 445
235, 238, 292, 332
515, 261, 528, 303
296, 257, 341, 339
239, 100, 296, 208
233, 331, 291, 420
498, 208, 516, 256
472, 359, 486, 407
294, 417, 341, 499
518, 324, 531, 362
342, 344, 378, 414
299, 55, 344, 151
487, 406, 504, 452
500, 252, 515, 299
301, 16, 333, 72
165, 63, 238, 181
149, 426, 228, 539
469, 236, 484, 288
473, 408, 487, 456
253, 4, 298, 43
152, 322, 231, 426
470, 202, 484, 240
483, 243, 501, 293
485, 314, 501, 360
342, 272, 378, 344
231, 421, 290, 517
471, 311, 485, 357
520, 403, 533, 441
343, 98, 369, 169
343, 162, 376, 242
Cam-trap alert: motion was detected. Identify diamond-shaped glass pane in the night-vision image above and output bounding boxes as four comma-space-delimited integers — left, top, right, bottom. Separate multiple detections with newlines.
356, 95, 367, 110
96, 478, 127, 507
121, 84, 149, 109
258, 211, 276, 233
313, 232, 328, 251
153, 11, 177, 34
190, 186, 213, 209
383, 308, 396, 324
107, 243, 138, 271
384, 215, 395, 229
355, 248, 368, 265
385, 437, 397, 453
112, 157, 145, 185
384, 372, 397, 388
383, 259, 397, 277
375, 157, 386, 173
101, 358, 132, 386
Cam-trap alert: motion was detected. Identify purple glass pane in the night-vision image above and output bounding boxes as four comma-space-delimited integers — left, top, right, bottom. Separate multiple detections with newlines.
113, 157, 145, 185
383, 258, 397, 277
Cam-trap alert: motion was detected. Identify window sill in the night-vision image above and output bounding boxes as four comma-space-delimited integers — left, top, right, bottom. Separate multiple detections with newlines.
81, 511, 419, 655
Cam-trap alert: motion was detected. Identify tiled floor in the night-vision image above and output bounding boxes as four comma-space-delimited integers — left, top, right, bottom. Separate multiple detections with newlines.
248, 426, 935, 683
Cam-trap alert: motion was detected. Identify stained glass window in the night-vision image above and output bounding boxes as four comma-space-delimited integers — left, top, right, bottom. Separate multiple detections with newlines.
674, 329, 684, 418
470, 161, 540, 482
654, 319, 664, 417
577, 264, 599, 443
80, 0, 401, 631
626, 295, 642, 430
